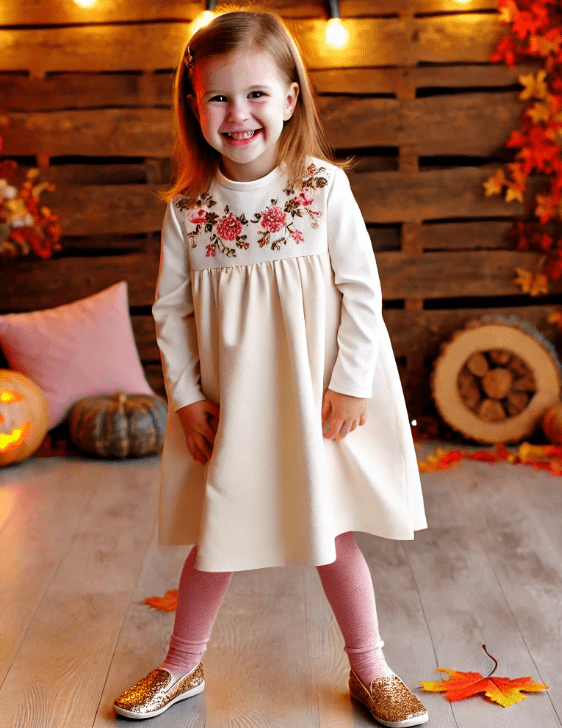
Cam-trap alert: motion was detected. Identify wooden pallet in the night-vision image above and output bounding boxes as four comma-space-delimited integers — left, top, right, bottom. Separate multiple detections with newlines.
1, 0, 561, 414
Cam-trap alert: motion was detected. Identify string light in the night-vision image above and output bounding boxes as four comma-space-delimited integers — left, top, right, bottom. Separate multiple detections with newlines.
192, 0, 216, 33
326, 0, 349, 49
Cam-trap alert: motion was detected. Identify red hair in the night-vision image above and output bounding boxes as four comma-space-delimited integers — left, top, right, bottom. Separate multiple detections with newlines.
161, 7, 346, 203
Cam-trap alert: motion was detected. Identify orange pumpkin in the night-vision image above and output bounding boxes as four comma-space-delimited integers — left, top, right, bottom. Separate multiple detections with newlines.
0, 370, 50, 466
542, 401, 562, 445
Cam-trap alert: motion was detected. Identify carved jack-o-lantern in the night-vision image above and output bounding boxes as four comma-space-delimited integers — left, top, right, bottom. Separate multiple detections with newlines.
0, 370, 49, 466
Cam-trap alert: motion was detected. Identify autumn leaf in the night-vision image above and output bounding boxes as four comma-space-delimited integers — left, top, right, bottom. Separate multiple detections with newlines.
519, 70, 548, 100
530, 30, 562, 58
514, 268, 548, 296
144, 589, 178, 612
483, 169, 506, 196
506, 162, 527, 192
547, 309, 562, 332
534, 192, 558, 222
497, 0, 518, 25
420, 645, 548, 708
505, 185, 524, 203
512, 11, 541, 40
526, 100, 551, 124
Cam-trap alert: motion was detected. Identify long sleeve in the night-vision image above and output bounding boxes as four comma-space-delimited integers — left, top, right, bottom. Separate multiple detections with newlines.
326, 168, 382, 398
152, 199, 206, 411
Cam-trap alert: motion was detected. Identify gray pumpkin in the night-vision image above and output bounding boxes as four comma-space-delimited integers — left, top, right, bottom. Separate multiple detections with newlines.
69, 392, 167, 458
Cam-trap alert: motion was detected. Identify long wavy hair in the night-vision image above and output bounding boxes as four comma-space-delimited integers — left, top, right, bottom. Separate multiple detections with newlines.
161, 7, 345, 203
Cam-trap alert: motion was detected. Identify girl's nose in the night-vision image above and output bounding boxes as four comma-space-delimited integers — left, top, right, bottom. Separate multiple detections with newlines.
226, 102, 249, 122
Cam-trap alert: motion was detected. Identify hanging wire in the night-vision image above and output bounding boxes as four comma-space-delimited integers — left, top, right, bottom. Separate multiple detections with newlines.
328, 0, 340, 19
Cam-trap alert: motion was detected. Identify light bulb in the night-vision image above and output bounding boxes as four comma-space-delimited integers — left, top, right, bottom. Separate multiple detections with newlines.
326, 18, 348, 49
192, 10, 215, 34
73, 0, 96, 6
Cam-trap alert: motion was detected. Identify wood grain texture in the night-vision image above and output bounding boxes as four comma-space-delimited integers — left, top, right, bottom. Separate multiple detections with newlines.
404, 468, 559, 727
1, 93, 526, 158
376, 250, 562, 299
349, 167, 541, 223
312, 65, 533, 95
0, 459, 96, 686
2, 246, 560, 315
0, 252, 159, 312
383, 305, 562, 359
2, 449, 562, 725
92, 524, 205, 727
452, 463, 562, 718
45, 184, 166, 237
0, 456, 160, 728
0, 0, 499, 25
1, 63, 529, 114
0, 15, 503, 76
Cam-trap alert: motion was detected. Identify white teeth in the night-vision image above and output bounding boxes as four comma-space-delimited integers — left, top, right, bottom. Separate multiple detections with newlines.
226, 130, 256, 139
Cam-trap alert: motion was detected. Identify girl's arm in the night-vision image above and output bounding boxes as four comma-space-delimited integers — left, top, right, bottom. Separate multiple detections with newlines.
152, 200, 207, 412
325, 168, 382, 399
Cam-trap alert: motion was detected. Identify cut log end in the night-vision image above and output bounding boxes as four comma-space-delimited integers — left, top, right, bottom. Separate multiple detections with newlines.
433, 319, 561, 443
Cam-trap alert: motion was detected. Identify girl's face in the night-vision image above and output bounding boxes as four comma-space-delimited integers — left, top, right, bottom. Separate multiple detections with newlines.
188, 48, 299, 182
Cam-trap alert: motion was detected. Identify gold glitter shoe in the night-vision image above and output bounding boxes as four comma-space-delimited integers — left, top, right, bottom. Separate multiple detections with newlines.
349, 668, 428, 727
113, 663, 204, 720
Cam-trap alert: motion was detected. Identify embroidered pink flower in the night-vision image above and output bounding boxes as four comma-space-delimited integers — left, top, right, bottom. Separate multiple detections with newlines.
296, 187, 314, 207
290, 229, 304, 245
216, 212, 243, 240
260, 205, 286, 233
206, 245, 215, 257
187, 208, 207, 224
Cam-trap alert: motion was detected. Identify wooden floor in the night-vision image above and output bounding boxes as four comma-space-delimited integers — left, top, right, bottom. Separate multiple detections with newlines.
1, 442, 561, 728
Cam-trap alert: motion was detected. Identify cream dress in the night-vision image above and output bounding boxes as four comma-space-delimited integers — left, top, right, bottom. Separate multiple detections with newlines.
153, 158, 427, 572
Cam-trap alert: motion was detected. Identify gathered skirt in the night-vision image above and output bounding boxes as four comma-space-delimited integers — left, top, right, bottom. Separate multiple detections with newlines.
158, 251, 427, 571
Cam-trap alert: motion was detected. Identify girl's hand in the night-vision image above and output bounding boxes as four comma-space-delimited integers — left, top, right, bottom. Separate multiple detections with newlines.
176, 399, 220, 465
321, 389, 367, 441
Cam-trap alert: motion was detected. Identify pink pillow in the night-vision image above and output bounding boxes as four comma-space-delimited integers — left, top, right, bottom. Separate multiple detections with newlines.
0, 282, 153, 429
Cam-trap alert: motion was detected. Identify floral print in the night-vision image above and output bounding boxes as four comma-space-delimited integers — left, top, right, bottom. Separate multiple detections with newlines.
216, 212, 243, 241
176, 163, 329, 257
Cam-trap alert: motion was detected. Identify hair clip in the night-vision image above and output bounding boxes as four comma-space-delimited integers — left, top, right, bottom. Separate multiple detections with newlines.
183, 47, 195, 72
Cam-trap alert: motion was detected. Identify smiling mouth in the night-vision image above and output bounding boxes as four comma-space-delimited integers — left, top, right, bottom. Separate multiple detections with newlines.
222, 130, 259, 140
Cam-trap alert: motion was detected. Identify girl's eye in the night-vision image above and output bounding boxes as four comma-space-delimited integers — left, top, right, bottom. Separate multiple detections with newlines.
209, 95, 227, 103
248, 91, 265, 99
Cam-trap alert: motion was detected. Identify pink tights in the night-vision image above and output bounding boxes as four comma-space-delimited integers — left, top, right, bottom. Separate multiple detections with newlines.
161, 532, 392, 687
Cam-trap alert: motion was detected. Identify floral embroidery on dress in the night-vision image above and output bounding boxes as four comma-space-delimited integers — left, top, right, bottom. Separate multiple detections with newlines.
175, 163, 329, 256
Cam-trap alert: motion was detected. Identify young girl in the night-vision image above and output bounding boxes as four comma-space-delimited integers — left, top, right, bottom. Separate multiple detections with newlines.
114, 8, 429, 726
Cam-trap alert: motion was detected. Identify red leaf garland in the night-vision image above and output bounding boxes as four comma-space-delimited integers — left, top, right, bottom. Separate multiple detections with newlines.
486, 0, 562, 293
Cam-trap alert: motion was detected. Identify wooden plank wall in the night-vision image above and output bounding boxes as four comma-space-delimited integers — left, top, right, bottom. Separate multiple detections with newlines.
2, 0, 561, 414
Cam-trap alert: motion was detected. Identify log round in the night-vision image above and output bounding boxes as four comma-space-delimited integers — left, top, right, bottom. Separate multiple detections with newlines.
431, 316, 562, 443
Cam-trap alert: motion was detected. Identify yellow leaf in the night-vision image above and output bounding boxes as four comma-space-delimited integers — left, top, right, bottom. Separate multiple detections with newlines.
547, 311, 562, 325
26, 168, 40, 180
526, 101, 551, 124
483, 169, 506, 196
531, 35, 561, 57
505, 185, 524, 203
531, 274, 549, 296
535, 193, 557, 221
519, 70, 548, 101
514, 268, 534, 293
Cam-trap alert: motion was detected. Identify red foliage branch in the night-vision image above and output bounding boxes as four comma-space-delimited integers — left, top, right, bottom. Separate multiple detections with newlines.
486, 0, 562, 293
0, 131, 62, 261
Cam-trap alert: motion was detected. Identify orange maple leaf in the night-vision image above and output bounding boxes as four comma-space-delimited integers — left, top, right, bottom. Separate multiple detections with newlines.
483, 169, 506, 196
514, 268, 549, 296
526, 101, 551, 124
547, 309, 562, 332
144, 589, 178, 612
519, 70, 548, 100
535, 192, 558, 223
505, 185, 524, 203
420, 646, 548, 708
